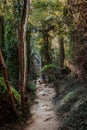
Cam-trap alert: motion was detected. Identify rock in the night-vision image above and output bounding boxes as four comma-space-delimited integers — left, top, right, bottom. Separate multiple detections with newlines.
43, 117, 52, 122
34, 100, 39, 104
46, 107, 54, 111
26, 119, 33, 124
39, 91, 46, 96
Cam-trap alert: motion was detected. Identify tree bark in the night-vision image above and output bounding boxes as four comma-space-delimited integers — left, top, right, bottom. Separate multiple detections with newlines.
19, 0, 30, 109
0, 49, 18, 116
0, 16, 4, 49
45, 34, 50, 64
43, 34, 51, 65
59, 38, 65, 71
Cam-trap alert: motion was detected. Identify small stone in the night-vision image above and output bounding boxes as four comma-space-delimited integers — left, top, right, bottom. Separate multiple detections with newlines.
26, 119, 33, 124
44, 117, 52, 122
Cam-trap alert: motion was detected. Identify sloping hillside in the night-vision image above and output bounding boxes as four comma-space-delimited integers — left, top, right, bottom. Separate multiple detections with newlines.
54, 75, 87, 130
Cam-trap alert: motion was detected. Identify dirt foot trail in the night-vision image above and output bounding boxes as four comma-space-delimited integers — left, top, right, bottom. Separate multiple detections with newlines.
24, 81, 59, 130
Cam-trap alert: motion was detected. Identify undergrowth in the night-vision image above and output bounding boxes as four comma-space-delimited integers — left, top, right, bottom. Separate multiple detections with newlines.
54, 75, 87, 130
0, 77, 36, 129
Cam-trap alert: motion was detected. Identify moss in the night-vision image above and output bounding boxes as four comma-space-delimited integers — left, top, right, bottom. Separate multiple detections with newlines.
12, 88, 20, 104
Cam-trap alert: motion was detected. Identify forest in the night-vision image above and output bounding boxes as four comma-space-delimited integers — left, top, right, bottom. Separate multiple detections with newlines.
0, 0, 87, 130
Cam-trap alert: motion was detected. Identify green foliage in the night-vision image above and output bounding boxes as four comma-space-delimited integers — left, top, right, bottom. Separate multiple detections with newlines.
59, 88, 79, 105
27, 82, 36, 91
66, 0, 87, 69
41, 64, 57, 82
31, 0, 63, 25
12, 88, 20, 103
55, 76, 87, 130
0, 77, 7, 96
5, 20, 19, 86
41, 63, 56, 72
0, 77, 20, 103
0, 0, 20, 86
33, 0, 63, 11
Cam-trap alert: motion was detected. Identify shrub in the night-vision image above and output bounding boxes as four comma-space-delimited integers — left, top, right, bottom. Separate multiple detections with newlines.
27, 81, 36, 91
41, 63, 56, 73
0, 77, 20, 103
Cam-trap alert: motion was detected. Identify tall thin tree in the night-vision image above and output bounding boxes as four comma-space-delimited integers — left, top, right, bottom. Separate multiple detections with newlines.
0, 49, 18, 116
59, 38, 65, 71
19, 0, 30, 109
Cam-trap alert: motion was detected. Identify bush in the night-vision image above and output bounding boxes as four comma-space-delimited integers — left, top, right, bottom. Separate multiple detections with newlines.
0, 77, 20, 126
27, 81, 36, 91
41, 64, 57, 82
41, 63, 56, 73
55, 76, 87, 130
0, 77, 20, 103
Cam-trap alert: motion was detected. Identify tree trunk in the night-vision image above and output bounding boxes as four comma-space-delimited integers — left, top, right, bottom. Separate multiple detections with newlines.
0, 49, 18, 116
45, 35, 50, 64
59, 38, 65, 71
27, 30, 31, 77
19, 0, 30, 110
0, 16, 4, 50
44, 34, 51, 65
